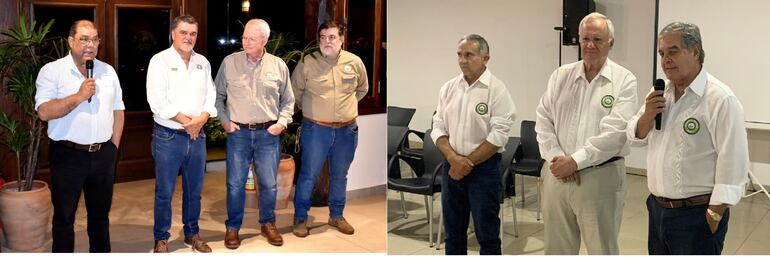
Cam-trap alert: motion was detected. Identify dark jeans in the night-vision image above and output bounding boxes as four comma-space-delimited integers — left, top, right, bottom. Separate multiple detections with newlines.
50, 140, 118, 253
442, 154, 502, 255
151, 124, 207, 240
647, 194, 730, 255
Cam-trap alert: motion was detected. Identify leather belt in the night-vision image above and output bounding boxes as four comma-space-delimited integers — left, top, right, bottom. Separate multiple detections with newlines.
304, 117, 356, 128
58, 140, 105, 153
654, 194, 711, 209
234, 120, 276, 130
590, 156, 623, 168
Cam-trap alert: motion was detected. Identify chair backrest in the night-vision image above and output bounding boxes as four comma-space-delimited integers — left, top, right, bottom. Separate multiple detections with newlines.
387, 106, 416, 127
500, 137, 520, 198
387, 125, 409, 156
520, 120, 542, 161
421, 129, 445, 178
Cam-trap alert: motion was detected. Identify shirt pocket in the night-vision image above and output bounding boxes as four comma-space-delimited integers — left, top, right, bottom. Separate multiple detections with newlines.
261, 79, 280, 102
341, 73, 358, 93
307, 75, 332, 97
227, 78, 251, 101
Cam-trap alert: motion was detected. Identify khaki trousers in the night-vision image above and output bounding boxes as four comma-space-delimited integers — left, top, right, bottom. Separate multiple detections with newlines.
542, 159, 626, 255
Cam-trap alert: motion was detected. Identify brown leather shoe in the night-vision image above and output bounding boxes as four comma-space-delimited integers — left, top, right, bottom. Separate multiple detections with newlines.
292, 219, 308, 238
153, 239, 168, 253
184, 234, 212, 253
224, 229, 240, 250
261, 223, 284, 246
329, 217, 355, 235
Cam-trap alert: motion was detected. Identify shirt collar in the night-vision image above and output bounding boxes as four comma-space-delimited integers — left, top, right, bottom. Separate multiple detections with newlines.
461, 67, 492, 88
686, 68, 707, 97
574, 59, 613, 84
245, 49, 265, 67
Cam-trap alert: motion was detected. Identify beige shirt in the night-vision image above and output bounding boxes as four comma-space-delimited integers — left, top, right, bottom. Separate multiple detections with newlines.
291, 50, 368, 122
214, 51, 294, 127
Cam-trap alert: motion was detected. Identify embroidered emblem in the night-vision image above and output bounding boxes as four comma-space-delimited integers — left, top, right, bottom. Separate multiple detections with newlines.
683, 118, 700, 135
265, 72, 276, 80
344, 64, 353, 73
171, 67, 178, 71
475, 103, 488, 115
601, 95, 614, 108
196, 64, 203, 70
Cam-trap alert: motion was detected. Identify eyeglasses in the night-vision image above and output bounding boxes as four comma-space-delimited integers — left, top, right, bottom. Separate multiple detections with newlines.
579, 38, 608, 47
241, 36, 260, 44
319, 35, 339, 42
76, 37, 101, 46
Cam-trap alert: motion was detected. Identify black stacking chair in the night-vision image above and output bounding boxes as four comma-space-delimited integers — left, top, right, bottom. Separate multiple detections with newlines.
511, 120, 545, 220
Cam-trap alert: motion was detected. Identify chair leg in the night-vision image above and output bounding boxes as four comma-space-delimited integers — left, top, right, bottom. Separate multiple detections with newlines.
424, 195, 431, 221
400, 191, 408, 219
437, 202, 444, 250
428, 195, 434, 248
511, 197, 519, 238
520, 175, 526, 206
499, 200, 505, 243
537, 177, 542, 221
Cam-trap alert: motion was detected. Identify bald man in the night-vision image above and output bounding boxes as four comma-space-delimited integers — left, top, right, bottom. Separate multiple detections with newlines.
214, 18, 294, 248
35, 20, 125, 253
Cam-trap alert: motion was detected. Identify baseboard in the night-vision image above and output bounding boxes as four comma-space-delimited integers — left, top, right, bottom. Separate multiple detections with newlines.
625, 166, 646, 176
346, 184, 386, 200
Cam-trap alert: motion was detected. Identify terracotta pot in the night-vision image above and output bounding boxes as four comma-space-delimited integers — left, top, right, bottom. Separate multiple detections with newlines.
0, 180, 52, 252
275, 154, 296, 210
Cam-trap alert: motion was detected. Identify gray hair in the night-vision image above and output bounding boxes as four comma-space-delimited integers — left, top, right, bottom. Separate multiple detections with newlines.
170, 15, 197, 33
579, 12, 615, 41
458, 34, 489, 56
659, 22, 705, 64
245, 19, 271, 40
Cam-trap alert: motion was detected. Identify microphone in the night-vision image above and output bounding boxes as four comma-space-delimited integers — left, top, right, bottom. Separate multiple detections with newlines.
654, 79, 665, 130
86, 60, 94, 102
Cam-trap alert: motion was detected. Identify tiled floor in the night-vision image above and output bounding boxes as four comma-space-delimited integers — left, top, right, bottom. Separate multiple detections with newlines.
1, 162, 386, 253
387, 172, 770, 255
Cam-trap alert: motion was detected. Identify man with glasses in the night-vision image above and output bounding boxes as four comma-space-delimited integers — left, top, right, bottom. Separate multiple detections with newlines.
214, 18, 294, 248
290, 20, 368, 237
35, 20, 124, 253
146, 15, 216, 253
535, 12, 638, 254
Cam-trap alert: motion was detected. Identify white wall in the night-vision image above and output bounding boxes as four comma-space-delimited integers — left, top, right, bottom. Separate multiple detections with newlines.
388, 0, 770, 185
347, 113, 386, 191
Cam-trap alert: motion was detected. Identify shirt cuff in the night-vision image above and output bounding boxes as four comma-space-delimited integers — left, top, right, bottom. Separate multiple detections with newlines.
626, 119, 649, 146
277, 117, 289, 128
571, 149, 590, 171
544, 148, 566, 163
710, 183, 745, 206
430, 127, 447, 144
485, 132, 507, 148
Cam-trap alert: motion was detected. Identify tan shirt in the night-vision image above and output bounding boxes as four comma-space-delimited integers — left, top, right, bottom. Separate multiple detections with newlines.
214, 51, 294, 127
291, 50, 368, 122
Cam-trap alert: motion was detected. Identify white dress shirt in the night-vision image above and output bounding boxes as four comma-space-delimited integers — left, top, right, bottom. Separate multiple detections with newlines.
536, 59, 638, 170
627, 69, 749, 206
431, 68, 516, 156
34, 54, 125, 144
147, 47, 217, 129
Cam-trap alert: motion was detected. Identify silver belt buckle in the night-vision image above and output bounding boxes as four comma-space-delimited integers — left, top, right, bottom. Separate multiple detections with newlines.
88, 143, 101, 152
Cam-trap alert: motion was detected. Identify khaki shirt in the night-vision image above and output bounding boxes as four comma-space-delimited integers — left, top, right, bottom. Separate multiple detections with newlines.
291, 50, 368, 122
214, 51, 294, 127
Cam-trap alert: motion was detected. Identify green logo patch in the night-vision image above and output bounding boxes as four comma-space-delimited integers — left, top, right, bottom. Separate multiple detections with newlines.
601, 95, 614, 108
475, 103, 488, 115
683, 118, 700, 135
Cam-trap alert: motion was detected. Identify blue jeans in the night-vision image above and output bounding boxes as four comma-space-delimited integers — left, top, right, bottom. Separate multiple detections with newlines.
647, 194, 730, 254
293, 119, 358, 221
225, 127, 280, 228
441, 154, 503, 255
151, 124, 207, 241
442, 154, 502, 255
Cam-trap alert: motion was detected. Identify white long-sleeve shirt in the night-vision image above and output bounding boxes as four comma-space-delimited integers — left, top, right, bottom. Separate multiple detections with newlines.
431, 68, 516, 156
536, 59, 638, 170
146, 47, 217, 129
34, 54, 125, 144
627, 69, 749, 206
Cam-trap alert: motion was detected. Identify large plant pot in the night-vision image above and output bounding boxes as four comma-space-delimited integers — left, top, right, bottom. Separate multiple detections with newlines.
0, 180, 52, 252
275, 154, 296, 210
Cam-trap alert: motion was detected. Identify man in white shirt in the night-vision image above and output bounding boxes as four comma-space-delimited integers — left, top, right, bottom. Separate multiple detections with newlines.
146, 15, 217, 253
535, 12, 638, 254
432, 34, 515, 255
627, 22, 749, 255
35, 20, 124, 253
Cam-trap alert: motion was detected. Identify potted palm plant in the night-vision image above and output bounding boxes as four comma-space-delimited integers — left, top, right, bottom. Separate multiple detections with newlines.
0, 16, 66, 252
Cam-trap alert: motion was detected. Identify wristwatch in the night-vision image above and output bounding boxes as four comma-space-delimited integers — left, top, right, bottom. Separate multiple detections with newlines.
707, 208, 723, 222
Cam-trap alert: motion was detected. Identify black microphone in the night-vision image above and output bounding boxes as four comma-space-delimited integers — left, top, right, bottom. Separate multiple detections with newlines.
654, 79, 665, 130
86, 60, 94, 102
